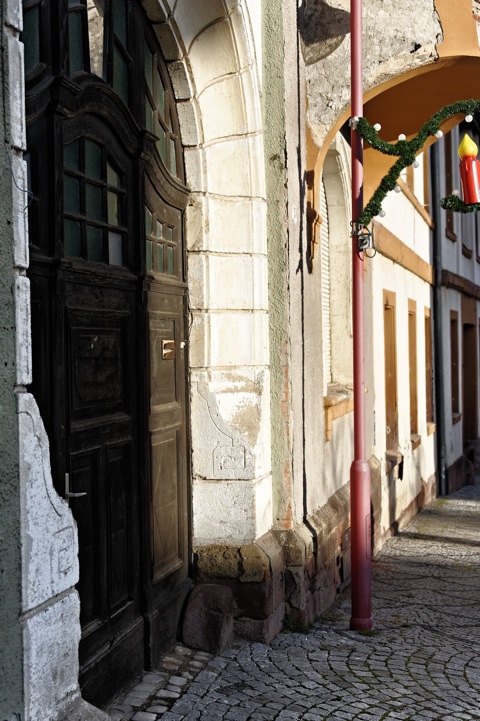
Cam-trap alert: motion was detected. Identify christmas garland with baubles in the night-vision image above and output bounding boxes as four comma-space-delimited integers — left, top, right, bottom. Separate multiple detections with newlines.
353, 99, 480, 227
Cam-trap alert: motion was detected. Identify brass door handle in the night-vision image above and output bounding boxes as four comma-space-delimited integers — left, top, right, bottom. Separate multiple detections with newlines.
162, 339, 175, 360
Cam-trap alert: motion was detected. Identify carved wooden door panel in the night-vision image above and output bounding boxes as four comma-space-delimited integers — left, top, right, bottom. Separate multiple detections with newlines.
64, 274, 144, 702
143, 183, 190, 664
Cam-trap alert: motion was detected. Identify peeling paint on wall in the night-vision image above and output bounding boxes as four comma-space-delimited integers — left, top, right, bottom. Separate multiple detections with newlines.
302, 0, 441, 147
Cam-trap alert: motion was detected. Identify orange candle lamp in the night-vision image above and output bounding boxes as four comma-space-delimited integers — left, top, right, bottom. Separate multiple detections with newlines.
458, 133, 480, 204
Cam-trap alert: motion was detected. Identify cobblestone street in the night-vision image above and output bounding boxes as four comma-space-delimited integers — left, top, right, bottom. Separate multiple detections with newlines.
108, 480, 480, 721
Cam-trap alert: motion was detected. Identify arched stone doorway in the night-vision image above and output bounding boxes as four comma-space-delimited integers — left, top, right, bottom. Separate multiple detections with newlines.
22, 0, 269, 711
153, 2, 271, 549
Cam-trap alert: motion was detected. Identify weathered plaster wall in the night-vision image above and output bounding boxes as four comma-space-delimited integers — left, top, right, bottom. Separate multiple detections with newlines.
283, 0, 312, 528
0, 3, 24, 715
301, 0, 442, 148
263, 0, 294, 529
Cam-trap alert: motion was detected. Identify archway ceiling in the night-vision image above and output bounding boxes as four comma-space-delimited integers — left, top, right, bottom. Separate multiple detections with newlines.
364, 57, 480, 140
360, 57, 480, 204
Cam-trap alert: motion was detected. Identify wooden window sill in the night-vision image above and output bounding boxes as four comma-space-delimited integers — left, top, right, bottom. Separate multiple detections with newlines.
324, 389, 353, 441
385, 448, 403, 474
411, 433, 421, 451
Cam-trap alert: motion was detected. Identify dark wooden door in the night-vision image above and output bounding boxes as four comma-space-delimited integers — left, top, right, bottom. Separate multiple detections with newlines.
64, 271, 144, 703
24, 0, 192, 704
143, 181, 191, 666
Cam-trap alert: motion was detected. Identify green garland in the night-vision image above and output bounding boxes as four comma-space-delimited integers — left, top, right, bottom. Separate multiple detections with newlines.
355, 99, 480, 227
439, 195, 480, 213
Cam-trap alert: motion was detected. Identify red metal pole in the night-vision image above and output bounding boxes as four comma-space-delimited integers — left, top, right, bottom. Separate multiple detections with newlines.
349, 0, 372, 630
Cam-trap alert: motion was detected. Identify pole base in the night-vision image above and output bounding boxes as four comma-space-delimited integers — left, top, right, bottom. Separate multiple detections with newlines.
350, 615, 373, 631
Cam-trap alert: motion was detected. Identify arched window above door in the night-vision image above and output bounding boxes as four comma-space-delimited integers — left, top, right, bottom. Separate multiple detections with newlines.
23, 0, 184, 184
23, 0, 188, 275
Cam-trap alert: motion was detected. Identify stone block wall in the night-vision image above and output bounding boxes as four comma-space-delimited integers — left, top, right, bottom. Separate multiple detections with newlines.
188, 484, 351, 647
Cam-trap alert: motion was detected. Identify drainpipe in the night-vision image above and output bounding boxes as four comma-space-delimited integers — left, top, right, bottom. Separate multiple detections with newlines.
430, 141, 447, 496
349, 0, 372, 630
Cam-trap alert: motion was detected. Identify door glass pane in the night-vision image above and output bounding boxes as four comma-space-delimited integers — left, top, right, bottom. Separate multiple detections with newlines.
156, 243, 164, 273
108, 191, 119, 225
164, 226, 173, 242
87, 225, 104, 261
64, 141, 79, 171
85, 139, 102, 179
146, 240, 153, 271
166, 245, 174, 275
64, 175, 81, 213
86, 182, 103, 220
108, 231, 123, 266
107, 163, 120, 187
23, 7, 40, 75
69, 10, 85, 73
144, 42, 153, 94
156, 70, 165, 119
87, 0, 105, 78
146, 101, 154, 134
169, 138, 177, 177
113, 45, 129, 104
114, 0, 127, 46
64, 219, 82, 256
156, 127, 166, 164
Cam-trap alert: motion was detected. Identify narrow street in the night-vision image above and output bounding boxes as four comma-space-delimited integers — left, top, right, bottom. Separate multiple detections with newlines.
108, 479, 480, 721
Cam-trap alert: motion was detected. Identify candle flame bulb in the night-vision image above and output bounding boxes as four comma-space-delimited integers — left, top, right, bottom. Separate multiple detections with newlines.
458, 133, 478, 158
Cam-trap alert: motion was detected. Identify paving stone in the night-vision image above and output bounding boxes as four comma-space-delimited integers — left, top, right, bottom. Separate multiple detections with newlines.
132, 713, 158, 721
156, 689, 181, 699
108, 480, 480, 721
112, 704, 135, 713
169, 676, 188, 687
143, 672, 169, 683
147, 706, 170, 714
123, 696, 146, 708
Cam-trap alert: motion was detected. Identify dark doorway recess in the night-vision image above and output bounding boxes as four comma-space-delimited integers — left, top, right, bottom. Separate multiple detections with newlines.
23, 0, 191, 706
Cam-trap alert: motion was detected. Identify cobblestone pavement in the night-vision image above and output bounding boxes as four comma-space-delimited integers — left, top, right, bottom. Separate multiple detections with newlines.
107, 480, 480, 720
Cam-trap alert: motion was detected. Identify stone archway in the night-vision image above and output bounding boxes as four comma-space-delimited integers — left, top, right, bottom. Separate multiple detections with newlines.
145, 1, 272, 548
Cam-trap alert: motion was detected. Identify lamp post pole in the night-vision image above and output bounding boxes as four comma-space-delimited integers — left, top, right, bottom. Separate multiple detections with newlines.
349, 0, 373, 631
